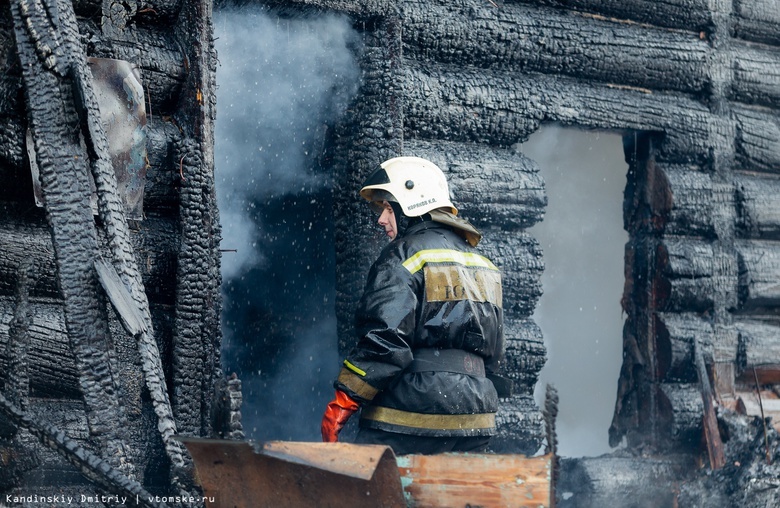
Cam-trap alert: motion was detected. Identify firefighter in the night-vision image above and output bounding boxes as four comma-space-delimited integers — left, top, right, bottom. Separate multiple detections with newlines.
321, 156, 506, 455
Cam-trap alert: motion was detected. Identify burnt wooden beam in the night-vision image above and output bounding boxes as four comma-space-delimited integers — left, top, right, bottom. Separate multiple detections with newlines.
659, 382, 703, 445
692, 338, 726, 469
73, 0, 185, 27
736, 240, 780, 310
401, 1, 710, 94
0, 217, 178, 303
656, 313, 714, 383
734, 0, 780, 46
492, 393, 544, 455
734, 106, 780, 174
736, 320, 780, 383
735, 171, 780, 239
10, 0, 133, 474
731, 43, 780, 110
655, 239, 715, 313
403, 139, 546, 230
502, 318, 546, 395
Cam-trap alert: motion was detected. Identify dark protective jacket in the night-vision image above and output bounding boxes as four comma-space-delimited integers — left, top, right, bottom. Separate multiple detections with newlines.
335, 218, 504, 437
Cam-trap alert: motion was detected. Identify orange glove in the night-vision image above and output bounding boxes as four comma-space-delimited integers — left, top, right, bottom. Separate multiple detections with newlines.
321, 390, 360, 442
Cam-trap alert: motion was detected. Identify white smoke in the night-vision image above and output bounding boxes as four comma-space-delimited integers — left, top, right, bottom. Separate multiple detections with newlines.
524, 126, 628, 458
214, 8, 360, 279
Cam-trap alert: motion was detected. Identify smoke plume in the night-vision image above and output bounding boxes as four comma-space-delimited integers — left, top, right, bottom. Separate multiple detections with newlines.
214, 7, 360, 441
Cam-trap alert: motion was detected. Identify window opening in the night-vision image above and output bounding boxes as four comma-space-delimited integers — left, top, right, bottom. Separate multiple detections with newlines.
523, 126, 629, 457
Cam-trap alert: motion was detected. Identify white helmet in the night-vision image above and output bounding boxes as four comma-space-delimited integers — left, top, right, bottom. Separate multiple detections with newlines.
359, 156, 457, 217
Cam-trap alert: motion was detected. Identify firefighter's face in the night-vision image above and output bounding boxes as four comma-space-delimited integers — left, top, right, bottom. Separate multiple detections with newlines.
377, 201, 398, 240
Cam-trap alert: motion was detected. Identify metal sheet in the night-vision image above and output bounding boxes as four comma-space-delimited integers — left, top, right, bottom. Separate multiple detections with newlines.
28, 58, 148, 219
181, 438, 406, 508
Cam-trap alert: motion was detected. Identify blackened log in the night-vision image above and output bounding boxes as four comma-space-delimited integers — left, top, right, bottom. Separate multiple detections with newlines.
170, 0, 223, 440
692, 337, 725, 469
518, 0, 713, 32
73, 0, 184, 27
557, 455, 694, 508
251, 0, 391, 17
732, 43, 780, 110
735, 172, 780, 240
401, 1, 709, 94
480, 229, 544, 318
656, 313, 714, 383
734, 0, 780, 46
403, 139, 546, 230
655, 239, 715, 312
659, 382, 703, 445
143, 117, 183, 212
10, 0, 133, 473
492, 393, 544, 455
0, 217, 178, 303
403, 62, 715, 164
80, 22, 186, 117
736, 240, 780, 310
736, 320, 780, 383
734, 107, 780, 174
502, 317, 546, 395
0, 300, 79, 398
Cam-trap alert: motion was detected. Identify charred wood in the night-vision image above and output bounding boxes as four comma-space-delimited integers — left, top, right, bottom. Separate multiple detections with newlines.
0, 217, 178, 304
557, 454, 695, 508
401, 1, 709, 94
656, 313, 714, 383
734, 106, 780, 174
655, 239, 715, 312
403, 139, 546, 230
736, 240, 780, 311
502, 317, 546, 395
735, 172, 780, 239
73, 0, 185, 27
492, 393, 544, 455
732, 43, 780, 110
736, 319, 780, 383
659, 382, 703, 446
734, 0, 780, 46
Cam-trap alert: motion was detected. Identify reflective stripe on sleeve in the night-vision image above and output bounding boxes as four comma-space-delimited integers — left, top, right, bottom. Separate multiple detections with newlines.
402, 249, 498, 275
361, 406, 495, 430
337, 367, 379, 401
343, 359, 367, 376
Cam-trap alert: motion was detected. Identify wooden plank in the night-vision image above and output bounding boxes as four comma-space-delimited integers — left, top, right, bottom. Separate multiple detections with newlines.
693, 339, 725, 469
94, 258, 146, 337
396, 453, 553, 508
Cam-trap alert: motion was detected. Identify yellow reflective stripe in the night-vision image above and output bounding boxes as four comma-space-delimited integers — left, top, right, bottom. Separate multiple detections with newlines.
402, 249, 498, 275
337, 367, 379, 401
343, 359, 366, 377
361, 406, 495, 430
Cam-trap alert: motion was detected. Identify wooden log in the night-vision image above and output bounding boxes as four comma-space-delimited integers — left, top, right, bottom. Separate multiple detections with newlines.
403, 139, 546, 230
655, 312, 714, 382
654, 239, 715, 312
692, 337, 725, 469
139, 116, 183, 213
517, 0, 713, 32
79, 22, 186, 116
502, 318, 546, 394
557, 455, 693, 508
0, 216, 179, 304
493, 394, 545, 455
658, 382, 703, 446
735, 320, 780, 383
396, 453, 553, 508
736, 240, 780, 310
734, 0, 780, 46
735, 172, 780, 239
734, 106, 780, 174
73, 0, 184, 27
402, 62, 715, 164
732, 43, 780, 110
400, 1, 709, 94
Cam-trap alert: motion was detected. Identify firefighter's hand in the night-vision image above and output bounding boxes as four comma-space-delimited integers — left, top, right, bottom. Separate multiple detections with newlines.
321, 390, 359, 442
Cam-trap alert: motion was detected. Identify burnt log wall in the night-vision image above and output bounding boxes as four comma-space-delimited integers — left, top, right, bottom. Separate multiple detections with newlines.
0, 0, 221, 498
255, 0, 780, 456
